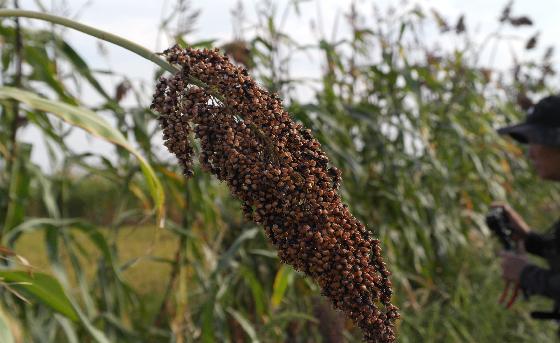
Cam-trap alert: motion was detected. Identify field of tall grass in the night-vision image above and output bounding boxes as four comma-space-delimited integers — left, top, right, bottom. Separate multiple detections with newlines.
1, 1, 560, 342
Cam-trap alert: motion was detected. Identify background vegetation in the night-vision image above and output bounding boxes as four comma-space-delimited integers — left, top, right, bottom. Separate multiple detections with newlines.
1, 0, 560, 342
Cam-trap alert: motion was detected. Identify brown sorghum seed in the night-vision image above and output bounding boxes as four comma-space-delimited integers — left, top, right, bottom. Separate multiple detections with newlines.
151, 45, 399, 343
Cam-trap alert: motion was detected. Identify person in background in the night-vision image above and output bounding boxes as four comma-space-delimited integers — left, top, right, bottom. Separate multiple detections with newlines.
495, 95, 560, 305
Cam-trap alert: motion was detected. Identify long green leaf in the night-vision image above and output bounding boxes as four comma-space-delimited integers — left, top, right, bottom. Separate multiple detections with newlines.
227, 308, 260, 343
240, 266, 266, 317
215, 228, 259, 273
0, 10, 176, 74
0, 271, 79, 321
0, 87, 165, 226
3, 220, 111, 343
24, 45, 76, 104
55, 315, 79, 343
2, 143, 31, 234
54, 39, 111, 100
270, 265, 294, 310
201, 296, 216, 343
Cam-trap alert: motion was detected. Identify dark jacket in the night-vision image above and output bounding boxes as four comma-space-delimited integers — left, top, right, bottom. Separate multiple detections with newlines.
520, 221, 560, 300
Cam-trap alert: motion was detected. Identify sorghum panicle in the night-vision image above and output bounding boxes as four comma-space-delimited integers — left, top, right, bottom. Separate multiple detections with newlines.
151, 45, 399, 343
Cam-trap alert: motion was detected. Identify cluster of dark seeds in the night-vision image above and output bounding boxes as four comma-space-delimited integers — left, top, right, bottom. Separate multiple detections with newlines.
151, 45, 399, 343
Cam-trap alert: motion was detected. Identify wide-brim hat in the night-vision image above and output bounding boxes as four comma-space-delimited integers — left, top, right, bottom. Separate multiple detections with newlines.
497, 95, 560, 147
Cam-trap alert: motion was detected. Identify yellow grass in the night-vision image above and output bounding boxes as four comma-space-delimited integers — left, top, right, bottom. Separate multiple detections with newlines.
12, 225, 177, 296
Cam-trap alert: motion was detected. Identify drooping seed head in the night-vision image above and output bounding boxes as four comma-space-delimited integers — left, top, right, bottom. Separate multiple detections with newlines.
151, 45, 399, 343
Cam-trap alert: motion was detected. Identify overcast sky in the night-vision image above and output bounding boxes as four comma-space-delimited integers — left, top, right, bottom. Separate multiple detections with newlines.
12, 0, 560, 170
19, 0, 558, 83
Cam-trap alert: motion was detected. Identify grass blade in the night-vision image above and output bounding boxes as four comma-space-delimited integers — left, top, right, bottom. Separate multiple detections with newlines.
0, 271, 79, 321
0, 86, 165, 226
227, 308, 260, 343
271, 265, 294, 310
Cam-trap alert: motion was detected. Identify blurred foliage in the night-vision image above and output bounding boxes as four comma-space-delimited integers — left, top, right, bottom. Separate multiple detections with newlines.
0, 0, 560, 342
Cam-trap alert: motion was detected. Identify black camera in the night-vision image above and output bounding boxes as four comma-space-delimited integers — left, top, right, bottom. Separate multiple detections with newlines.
486, 207, 560, 323
485, 207, 515, 251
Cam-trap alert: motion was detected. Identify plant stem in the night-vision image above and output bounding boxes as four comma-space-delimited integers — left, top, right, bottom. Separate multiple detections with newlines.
0, 9, 178, 74
0, 9, 219, 92
154, 189, 190, 329
0, 9, 251, 160
153, 233, 186, 328
13, 5, 22, 87
8, 3, 23, 164
2, 1, 24, 243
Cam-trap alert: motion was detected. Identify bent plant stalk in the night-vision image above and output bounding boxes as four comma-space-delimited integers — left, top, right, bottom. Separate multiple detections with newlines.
0, 9, 211, 91
0, 10, 399, 342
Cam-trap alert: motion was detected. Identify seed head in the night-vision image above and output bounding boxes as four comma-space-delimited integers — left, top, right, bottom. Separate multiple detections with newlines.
151, 45, 399, 343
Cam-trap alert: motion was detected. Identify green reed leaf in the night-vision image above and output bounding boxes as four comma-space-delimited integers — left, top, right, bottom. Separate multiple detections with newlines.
0, 271, 79, 321
0, 87, 165, 226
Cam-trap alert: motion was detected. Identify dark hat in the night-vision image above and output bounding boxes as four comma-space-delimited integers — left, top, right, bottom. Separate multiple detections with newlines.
497, 95, 560, 147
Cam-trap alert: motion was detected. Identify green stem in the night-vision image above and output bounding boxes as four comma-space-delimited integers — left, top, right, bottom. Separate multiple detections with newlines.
0, 9, 179, 74
0, 9, 263, 152
0, 9, 217, 91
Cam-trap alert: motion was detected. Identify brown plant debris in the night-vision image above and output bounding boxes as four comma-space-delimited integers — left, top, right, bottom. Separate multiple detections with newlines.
151, 45, 399, 343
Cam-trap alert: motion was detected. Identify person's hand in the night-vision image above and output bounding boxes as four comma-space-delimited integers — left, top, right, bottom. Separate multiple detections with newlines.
491, 203, 531, 242
499, 250, 530, 283
499, 251, 529, 308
